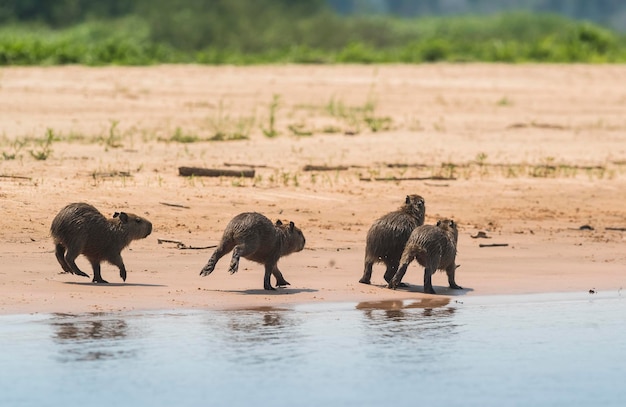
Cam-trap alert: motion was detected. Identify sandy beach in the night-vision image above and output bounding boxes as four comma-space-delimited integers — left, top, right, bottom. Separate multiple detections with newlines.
1, 64, 624, 315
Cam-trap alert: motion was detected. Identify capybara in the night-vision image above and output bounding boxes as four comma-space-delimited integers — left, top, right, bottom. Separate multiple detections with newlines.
50, 202, 152, 283
199, 212, 306, 290
359, 194, 426, 285
389, 219, 462, 294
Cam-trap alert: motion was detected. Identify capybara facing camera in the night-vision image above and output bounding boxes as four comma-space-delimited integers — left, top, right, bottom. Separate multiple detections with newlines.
199, 212, 306, 290
50, 202, 152, 283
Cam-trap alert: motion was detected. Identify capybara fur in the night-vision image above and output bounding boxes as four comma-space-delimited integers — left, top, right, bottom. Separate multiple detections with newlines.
389, 219, 462, 294
359, 194, 426, 285
50, 202, 152, 283
199, 212, 306, 290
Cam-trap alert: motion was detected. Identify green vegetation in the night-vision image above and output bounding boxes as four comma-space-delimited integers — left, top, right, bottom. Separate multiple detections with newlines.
0, 1, 625, 65
262, 95, 281, 138
29, 128, 55, 160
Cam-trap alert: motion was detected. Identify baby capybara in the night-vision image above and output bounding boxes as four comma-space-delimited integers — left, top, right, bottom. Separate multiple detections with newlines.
389, 219, 462, 294
199, 212, 306, 290
359, 194, 425, 285
50, 202, 152, 283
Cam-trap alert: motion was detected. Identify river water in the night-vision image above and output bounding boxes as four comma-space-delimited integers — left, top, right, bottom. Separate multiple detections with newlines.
1, 292, 624, 406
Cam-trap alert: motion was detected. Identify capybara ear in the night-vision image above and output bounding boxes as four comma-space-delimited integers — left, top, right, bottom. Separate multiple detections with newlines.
275, 219, 283, 226
450, 220, 456, 228
436, 220, 442, 227
118, 212, 129, 223
113, 212, 120, 218
405, 195, 410, 204
289, 221, 295, 232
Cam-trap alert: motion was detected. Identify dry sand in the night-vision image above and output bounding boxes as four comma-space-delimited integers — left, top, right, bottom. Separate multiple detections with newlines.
1, 64, 625, 315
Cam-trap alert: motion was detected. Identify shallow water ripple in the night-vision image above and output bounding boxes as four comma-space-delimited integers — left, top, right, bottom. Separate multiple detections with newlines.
1, 293, 625, 407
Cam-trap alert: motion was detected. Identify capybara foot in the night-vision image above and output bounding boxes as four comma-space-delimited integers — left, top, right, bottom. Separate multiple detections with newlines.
74, 270, 90, 278
199, 265, 214, 277
93, 278, 109, 284
275, 279, 290, 287
450, 283, 463, 290
359, 278, 371, 284
424, 286, 436, 295
264, 284, 276, 291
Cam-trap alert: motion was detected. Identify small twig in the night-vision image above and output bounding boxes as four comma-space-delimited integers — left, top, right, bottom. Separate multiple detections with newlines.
91, 171, 132, 178
157, 239, 184, 245
159, 202, 190, 209
606, 227, 626, 232
385, 163, 429, 169
224, 162, 273, 169
479, 243, 509, 248
360, 176, 456, 182
0, 174, 32, 180
157, 238, 216, 250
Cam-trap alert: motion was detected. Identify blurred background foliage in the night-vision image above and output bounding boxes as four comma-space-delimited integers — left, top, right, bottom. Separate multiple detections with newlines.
0, 0, 624, 65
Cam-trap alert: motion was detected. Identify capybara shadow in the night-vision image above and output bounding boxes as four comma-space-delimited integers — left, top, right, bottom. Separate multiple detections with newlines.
200, 212, 306, 290
215, 288, 318, 295
62, 282, 166, 288
51, 202, 152, 283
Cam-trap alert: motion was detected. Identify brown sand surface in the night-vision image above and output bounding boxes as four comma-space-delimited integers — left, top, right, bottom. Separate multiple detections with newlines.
1, 64, 625, 315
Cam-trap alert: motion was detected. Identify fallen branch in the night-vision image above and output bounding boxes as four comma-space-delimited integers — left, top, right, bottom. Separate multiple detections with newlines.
606, 227, 626, 232
479, 243, 509, 248
157, 238, 216, 250
360, 176, 456, 182
159, 202, 190, 209
178, 166, 255, 178
303, 165, 349, 172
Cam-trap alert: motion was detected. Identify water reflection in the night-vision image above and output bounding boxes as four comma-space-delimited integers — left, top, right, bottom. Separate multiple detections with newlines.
50, 313, 137, 362
356, 298, 459, 361
212, 306, 306, 366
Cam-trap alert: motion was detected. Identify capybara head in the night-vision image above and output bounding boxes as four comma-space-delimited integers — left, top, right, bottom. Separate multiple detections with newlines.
436, 218, 458, 243
113, 211, 153, 241
404, 194, 426, 223
275, 219, 306, 254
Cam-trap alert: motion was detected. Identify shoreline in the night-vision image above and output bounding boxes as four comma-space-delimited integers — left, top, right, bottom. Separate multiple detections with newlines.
1, 65, 624, 317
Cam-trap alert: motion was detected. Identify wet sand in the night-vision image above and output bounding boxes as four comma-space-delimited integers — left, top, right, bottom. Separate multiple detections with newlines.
1, 64, 625, 314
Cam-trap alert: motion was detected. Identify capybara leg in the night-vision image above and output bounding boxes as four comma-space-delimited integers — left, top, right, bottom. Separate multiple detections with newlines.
54, 244, 73, 274
110, 254, 127, 282
264, 264, 276, 291
389, 263, 410, 289
64, 248, 90, 278
359, 261, 374, 284
447, 264, 463, 290
90, 261, 108, 284
228, 246, 243, 275
199, 245, 229, 277
423, 268, 436, 294
228, 244, 257, 275
272, 265, 290, 287
384, 262, 408, 287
